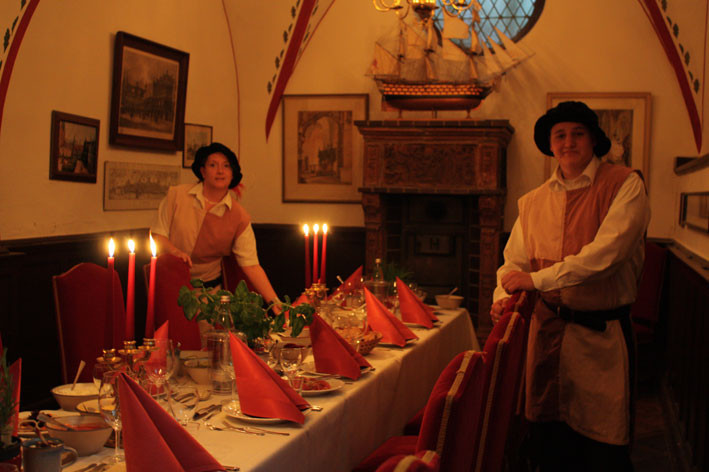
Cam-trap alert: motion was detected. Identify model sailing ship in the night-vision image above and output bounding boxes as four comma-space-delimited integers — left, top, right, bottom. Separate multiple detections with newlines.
369, 1, 533, 112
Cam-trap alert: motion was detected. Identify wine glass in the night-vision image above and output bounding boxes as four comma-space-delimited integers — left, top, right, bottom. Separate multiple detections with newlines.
98, 371, 124, 464
279, 346, 306, 393
167, 382, 199, 426
144, 339, 176, 397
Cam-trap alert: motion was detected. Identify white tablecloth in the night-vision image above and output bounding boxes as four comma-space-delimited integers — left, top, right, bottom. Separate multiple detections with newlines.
66, 308, 478, 472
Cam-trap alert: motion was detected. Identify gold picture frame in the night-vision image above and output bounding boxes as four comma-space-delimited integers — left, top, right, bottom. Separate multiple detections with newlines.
282, 94, 369, 203
544, 92, 652, 183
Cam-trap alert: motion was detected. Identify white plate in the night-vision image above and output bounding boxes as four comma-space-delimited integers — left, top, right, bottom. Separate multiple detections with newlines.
402, 320, 439, 328
301, 361, 373, 377
299, 378, 345, 396
379, 337, 418, 347
76, 399, 100, 414
223, 400, 310, 424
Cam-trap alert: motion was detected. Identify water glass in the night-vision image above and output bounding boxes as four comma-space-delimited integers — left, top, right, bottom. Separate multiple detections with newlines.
168, 383, 199, 425
98, 371, 124, 464
279, 346, 306, 392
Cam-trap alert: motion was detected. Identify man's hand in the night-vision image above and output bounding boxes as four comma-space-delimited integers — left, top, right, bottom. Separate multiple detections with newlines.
501, 270, 534, 294
490, 297, 509, 324
171, 248, 192, 268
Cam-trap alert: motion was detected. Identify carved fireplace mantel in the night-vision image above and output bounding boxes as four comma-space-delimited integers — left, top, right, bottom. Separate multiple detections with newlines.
355, 119, 513, 329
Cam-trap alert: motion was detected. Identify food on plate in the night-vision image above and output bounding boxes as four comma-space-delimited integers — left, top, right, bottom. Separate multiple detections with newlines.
52, 383, 98, 396
301, 378, 331, 391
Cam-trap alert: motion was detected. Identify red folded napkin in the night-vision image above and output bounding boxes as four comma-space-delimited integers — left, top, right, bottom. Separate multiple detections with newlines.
396, 277, 437, 328
365, 288, 418, 347
229, 332, 309, 424
329, 265, 363, 299
9, 358, 21, 435
117, 372, 223, 472
309, 313, 371, 379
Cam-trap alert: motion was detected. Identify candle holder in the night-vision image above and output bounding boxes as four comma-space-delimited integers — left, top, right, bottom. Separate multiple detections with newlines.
305, 282, 328, 308
118, 340, 146, 378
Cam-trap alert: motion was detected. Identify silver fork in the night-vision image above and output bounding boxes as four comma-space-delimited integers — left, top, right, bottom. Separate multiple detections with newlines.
206, 421, 264, 435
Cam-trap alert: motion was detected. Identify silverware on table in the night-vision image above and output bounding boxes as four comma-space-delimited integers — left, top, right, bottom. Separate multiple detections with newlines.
240, 425, 290, 436
193, 403, 221, 420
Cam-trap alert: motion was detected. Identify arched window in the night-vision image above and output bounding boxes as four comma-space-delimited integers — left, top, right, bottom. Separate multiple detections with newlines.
434, 0, 544, 50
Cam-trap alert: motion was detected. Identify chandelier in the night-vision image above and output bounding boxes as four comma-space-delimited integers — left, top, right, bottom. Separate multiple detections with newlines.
372, 0, 479, 20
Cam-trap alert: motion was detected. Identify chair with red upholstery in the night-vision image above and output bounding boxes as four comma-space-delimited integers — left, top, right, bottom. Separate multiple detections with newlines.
53, 263, 125, 384
142, 254, 201, 350
376, 451, 440, 472
630, 241, 668, 344
221, 254, 255, 293
354, 349, 487, 471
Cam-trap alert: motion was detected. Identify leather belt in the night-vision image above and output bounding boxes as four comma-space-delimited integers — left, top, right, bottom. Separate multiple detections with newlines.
202, 276, 223, 289
541, 299, 631, 332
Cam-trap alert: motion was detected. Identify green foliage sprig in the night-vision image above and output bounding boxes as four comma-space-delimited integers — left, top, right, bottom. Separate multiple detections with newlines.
178, 280, 314, 345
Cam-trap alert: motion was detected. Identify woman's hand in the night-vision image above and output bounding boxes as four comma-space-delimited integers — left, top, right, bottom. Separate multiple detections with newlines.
171, 248, 192, 268
501, 270, 534, 294
490, 297, 509, 324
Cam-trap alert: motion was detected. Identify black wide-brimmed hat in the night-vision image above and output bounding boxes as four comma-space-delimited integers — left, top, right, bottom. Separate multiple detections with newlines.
534, 101, 611, 157
191, 142, 243, 189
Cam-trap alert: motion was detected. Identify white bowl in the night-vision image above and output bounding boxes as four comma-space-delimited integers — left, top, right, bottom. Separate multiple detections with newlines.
435, 294, 463, 310
51, 383, 98, 411
45, 415, 112, 456
184, 358, 210, 385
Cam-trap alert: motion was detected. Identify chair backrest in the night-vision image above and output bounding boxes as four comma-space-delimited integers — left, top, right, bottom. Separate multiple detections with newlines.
415, 350, 486, 471
376, 450, 440, 472
53, 262, 125, 384
221, 255, 255, 293
630, 242, 668, 329
474, 308, 528, 472
142, 254, 201, 350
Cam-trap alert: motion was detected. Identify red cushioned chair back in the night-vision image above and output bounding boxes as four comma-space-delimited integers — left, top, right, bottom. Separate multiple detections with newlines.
416, 350, 486, 471
475, 310, 527, 472
53, 262, 125, 384
143, 254, 201, 350
221, 255, 255, 293
376, 450, 441, 472
630, 242, 667, 334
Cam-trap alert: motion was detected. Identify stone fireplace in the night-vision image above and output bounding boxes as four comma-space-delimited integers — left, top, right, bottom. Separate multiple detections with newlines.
355, 120, 513, 332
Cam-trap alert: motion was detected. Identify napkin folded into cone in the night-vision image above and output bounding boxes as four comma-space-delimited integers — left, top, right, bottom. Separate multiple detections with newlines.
229, 332, 310, 424
117, 372, 223, 472
396, 277, 438, 328
329, 265, 363, 299
364, 288, 418, 347
310, 313, 371, 379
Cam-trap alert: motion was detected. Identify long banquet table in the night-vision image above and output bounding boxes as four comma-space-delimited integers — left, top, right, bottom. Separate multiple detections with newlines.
65, 307, 479, 472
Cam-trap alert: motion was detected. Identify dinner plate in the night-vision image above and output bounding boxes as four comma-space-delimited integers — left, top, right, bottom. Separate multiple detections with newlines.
379, 337, 418, 347
301, 361, 373, 377
402, 320, 440, 328
299, 378, 345, 396
222, 401, 310, 424
76, 399, 101, 415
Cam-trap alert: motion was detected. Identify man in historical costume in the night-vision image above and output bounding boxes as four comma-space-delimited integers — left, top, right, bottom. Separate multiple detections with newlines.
491, 101, 650, 471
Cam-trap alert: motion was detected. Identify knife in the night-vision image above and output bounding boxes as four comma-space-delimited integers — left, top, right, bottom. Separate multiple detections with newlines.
193, 404, 220, 420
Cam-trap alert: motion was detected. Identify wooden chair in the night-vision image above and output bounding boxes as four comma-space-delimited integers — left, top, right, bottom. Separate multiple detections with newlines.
52, 262, 125, 384
631, 241, 668, 344
376, 451, 440, 472
142, 254, 201, 350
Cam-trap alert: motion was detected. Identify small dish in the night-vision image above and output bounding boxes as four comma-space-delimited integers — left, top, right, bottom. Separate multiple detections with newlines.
222, 401, 310, 424
76, 399, 100, 415
299, 378, 345, 396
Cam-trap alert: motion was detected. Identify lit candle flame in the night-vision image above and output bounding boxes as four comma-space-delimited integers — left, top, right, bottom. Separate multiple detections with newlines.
313, 224, 320, 234
322, 223, 328, 234
128, 239, 135, 254
149, 234, 157, 257
108, 238, 115, 257
303, 224, 309, 236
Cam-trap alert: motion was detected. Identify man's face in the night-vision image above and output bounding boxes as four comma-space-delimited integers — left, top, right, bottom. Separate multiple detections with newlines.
549, 122, 596, 179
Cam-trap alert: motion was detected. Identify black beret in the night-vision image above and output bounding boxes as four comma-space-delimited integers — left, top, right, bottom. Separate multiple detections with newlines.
534, 101, 611, 157
191, 142, 243, 189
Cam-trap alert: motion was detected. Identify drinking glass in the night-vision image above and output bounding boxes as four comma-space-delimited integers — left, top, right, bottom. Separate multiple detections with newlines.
167, 382, 199, 426
218, 343, 238, 404
144, 339, 176, 397
98, 371, 124, 464
279, 346, 306, 393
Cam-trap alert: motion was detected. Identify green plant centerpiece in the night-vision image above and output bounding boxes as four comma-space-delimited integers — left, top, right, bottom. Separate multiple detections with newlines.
178, 279, 315, 346
0, 349, 18, 448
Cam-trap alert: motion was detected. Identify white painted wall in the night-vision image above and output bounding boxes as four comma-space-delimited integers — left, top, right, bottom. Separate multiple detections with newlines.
1, 0, 708, 260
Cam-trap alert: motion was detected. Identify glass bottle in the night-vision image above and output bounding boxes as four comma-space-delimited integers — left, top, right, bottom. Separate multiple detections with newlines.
216, 295, 233, 332
208, 295, 233, 394
372, 258, 384, 281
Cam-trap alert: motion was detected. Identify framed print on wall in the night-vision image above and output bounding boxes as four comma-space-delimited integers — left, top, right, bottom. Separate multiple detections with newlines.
679, 192, 709, 234
282, 94, 369, 203
49, 111, 100, 183
183, 123, 213, 168
103, 161, 180, 211
544, 92, 652, 182
109, 31, 189, 151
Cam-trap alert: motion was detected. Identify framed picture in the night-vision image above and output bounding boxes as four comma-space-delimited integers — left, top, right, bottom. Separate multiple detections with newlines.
282, 94, 369, 203
679, 192, 709, 233
109, 31, 189, 151
103, 161, 181, 211
183, 123, 213, 168
49, 111, 100, 183
544, 92, 652, 181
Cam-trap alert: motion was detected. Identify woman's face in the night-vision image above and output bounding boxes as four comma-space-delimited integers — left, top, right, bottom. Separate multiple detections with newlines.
549, 122, 596, 179
201, 152, 233, 191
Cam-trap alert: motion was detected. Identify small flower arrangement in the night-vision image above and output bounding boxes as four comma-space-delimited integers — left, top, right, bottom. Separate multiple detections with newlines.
178, 280, 315, 345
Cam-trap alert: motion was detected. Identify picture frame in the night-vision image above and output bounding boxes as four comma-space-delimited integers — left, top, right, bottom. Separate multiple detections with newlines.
183, 123, 213, 168
544, 92, 652, 182
282, 94, 369, 203
49, 111, 100, 183
109, 31, 189, 151
103, 161, 181, 211
679, 192, 709, 234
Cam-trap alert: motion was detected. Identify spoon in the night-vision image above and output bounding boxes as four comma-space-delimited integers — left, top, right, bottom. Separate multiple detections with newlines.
70, 360, 86, 390
448, 287, 459, 296
37, 413, 78, 432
